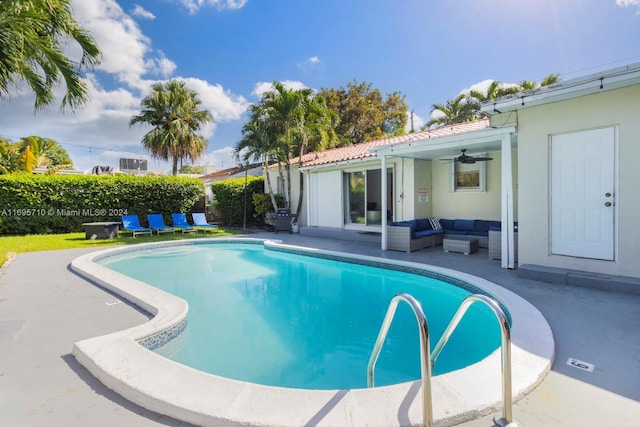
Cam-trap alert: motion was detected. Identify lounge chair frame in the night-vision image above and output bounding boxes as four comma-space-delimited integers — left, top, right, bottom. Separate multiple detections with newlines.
147, 214, 176, 236
121, 215, 153, 238
192, 212, 219, 233
171, 213, 198, 234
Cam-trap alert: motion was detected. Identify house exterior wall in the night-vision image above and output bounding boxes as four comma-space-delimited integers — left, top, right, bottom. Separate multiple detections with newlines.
515, 84, 640, 278
430, 149, 518, 221
271, 158, 418, 227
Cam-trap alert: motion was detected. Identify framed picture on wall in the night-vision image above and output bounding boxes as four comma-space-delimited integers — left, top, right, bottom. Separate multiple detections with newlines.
455, 170, 480, 189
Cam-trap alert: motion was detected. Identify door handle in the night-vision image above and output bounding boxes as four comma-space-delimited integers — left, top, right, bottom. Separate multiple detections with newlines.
605, 192, 612, 197
605, 202, 612, 207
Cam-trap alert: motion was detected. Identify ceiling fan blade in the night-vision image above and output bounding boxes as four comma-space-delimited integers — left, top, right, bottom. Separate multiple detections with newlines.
473, 156, 493, 161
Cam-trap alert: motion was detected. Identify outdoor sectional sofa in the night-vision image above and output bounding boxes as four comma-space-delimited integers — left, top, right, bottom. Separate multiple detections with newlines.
387, 218, 509, 253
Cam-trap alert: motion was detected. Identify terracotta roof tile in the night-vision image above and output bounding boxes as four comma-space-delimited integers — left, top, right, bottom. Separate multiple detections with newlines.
294, 119, 490, 168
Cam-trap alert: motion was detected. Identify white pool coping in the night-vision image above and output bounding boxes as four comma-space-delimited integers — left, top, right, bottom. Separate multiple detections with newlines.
70, 238, 554, 427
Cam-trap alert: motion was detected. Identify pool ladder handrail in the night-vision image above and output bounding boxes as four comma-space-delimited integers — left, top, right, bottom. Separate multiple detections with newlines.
367, 293, 515, 427
367, 293, 433, 427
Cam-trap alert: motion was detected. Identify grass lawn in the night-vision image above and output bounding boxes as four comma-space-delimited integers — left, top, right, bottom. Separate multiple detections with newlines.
0, 228, 243, 268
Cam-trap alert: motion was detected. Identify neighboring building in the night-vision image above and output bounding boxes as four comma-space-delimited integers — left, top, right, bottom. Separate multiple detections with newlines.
200, 162, 263, 204
265, 63, 640, 284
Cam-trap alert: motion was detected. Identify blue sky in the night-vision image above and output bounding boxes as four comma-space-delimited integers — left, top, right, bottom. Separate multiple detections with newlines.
1, 0, 639, 173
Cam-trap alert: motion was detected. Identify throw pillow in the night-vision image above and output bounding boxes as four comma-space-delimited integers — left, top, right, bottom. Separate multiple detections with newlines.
428, 218, 442, 230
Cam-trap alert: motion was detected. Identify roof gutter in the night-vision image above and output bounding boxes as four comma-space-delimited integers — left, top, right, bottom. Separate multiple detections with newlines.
481, 62, 640, 115
372, 125, 516, 157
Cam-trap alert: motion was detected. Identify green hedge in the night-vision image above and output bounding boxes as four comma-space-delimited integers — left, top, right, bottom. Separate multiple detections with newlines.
0, 174, 205, 235
211, 176, 264, 226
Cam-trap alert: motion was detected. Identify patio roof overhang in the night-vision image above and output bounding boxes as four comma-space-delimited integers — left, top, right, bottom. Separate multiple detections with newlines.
371, 125, 517, 160
480, 62, 640, 115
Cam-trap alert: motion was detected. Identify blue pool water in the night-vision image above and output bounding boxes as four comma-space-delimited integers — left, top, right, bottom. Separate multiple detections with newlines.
99, 242, 501, 390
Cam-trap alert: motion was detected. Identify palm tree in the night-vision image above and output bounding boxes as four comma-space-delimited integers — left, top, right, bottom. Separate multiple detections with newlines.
426, 94, 475, 127
236, 84, 338, 218
539, 73, 560, 87
130, 80, 212, 176
0, 0, 102, 110
259, 82, 308, 208
291, 94, 338, 218
236, 104, 281, 211
467, 73, 561, 118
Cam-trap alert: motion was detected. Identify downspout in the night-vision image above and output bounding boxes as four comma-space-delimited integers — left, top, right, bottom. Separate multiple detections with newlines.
304, 170, 310, 227
381, 154, 388, 250
501, 134, 516, 269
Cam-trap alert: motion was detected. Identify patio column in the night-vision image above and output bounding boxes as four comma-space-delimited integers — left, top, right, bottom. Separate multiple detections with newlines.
501, 134, 516, 269
381, 154, 388, 250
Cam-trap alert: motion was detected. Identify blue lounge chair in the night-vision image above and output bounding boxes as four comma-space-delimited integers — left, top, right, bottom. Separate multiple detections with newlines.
147, 214, 176, 235
192, 212, 219, 233
121, 215, 152, 237
171, 213, 198, 234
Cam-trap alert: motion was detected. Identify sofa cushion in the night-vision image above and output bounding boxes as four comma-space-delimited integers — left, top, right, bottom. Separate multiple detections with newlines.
439, 219, 454, 230
391, 220, 416, 228
454, 219, 476, 231
415, 229, 445, 238
415, 218, 432, 231
475, 220, 500, 233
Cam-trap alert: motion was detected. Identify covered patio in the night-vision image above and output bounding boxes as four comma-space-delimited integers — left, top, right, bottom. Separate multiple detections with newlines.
372, 124, 518, 269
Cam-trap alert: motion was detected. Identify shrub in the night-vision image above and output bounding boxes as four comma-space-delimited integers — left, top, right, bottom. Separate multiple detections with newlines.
252, 193, 285, 224
211, 176, 264, 226
0, 174, 204, 234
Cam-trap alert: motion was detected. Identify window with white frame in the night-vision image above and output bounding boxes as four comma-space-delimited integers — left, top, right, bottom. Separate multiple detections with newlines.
450, 153, 487, 192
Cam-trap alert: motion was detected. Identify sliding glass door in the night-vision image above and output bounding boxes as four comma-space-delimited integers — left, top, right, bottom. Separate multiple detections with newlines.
343, 168, 393, 226
344, 171, 365, 225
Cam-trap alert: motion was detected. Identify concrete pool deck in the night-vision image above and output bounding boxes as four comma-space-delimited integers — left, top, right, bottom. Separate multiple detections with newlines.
1, 232, 639, 426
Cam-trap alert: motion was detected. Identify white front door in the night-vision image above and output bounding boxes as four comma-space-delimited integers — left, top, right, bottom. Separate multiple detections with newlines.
551, 127, 615, 260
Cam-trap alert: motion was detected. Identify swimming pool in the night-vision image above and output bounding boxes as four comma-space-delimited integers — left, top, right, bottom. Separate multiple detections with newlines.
71, 238, 554, 427
98, 242, 501, 390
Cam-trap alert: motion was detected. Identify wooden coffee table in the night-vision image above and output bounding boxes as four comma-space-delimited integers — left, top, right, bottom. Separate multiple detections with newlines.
442, 235, 480, 255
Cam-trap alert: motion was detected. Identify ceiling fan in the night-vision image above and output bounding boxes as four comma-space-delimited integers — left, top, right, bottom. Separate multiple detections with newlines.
442, 149, 493, 164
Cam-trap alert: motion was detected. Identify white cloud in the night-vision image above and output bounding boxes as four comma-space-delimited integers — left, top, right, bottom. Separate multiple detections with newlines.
297, 56, 321, 73
177, 0, 248, 14
616, 0, 640, 14
460, 79, 518, 96
145, 52, 178, 78
198, 146, 238, 170
461, 79, 494, 95
183, 78, 249, 123
252, 80, 309, 98
131, 4, 156, 20
71, 0, 153, 89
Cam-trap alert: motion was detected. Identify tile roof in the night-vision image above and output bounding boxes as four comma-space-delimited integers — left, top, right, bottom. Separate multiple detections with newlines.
199, 162, 261, 180
293, 119, 491, 168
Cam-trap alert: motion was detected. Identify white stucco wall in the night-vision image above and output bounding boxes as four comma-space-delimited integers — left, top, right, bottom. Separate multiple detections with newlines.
515, 84, 640, 278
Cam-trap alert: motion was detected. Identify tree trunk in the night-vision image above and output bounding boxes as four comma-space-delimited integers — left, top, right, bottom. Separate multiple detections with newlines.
264, 155, 279, 211
172, 157, 179, 176
294, 143, 306, 221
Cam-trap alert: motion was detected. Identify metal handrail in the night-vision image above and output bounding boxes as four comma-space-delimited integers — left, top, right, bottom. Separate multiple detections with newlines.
431, 294, 514, 425
367, 293, 433, 427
